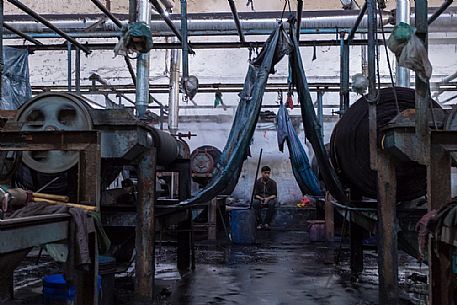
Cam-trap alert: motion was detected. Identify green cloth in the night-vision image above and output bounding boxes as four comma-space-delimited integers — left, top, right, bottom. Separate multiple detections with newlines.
392, 22, 415, 43
114, 22, 153, 56
89, 212, 111, 255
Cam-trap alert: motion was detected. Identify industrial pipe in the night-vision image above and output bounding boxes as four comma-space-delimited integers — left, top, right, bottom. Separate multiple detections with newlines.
181, 0, 189, 79
135, 0, 151, 119
6, 0, 91, 54
3, 22, 42, 45
228, 0, 245, 44
168, 38, 180, 134
396, 0, 410, 87
5, 10, 457, 37
2, 11, 393, 38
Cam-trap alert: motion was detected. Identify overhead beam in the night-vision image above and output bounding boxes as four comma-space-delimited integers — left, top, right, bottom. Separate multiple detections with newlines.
90, 0, 123, 28
5, 0, 90, 54
149, 0, 195, 54
428, 0, 453, 25
8, 39, 385, 51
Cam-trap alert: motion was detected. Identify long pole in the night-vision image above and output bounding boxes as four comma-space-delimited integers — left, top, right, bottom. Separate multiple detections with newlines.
249, 148, 263, 209
6, 0, 90, 54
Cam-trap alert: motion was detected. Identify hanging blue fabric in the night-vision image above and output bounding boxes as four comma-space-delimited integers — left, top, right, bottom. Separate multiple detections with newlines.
180, 24, 292, 206
277, 103, 322, 196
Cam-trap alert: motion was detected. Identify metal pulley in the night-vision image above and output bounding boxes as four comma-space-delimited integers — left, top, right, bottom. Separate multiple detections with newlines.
14, 93, 93, 174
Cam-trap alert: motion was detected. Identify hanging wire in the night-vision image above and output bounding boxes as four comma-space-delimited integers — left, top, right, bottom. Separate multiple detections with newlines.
280, 0, 291, 20
377, 0, 400, 114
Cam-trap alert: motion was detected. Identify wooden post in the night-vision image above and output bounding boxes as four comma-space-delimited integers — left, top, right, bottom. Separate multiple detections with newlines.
428, 135, 454, 305
208, 197, 217, 241
377, 152, 399, 305
135, 147, 156, 300
75, 135, 101, 305
324, 192, 334, 242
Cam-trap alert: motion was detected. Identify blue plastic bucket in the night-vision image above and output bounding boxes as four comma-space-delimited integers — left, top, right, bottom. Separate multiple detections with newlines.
43, 274, 101, 305
230, 208, 256, 244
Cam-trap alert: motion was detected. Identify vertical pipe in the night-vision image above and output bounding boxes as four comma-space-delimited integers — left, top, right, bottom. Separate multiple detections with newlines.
168, 38, 180, 134
343, 41, 350, 112
339, 35, 345, 116
415, 0, 429, 144
135, 0, 150, 118
361, 34, 368, 77
396, 0, 410, 87
0, 0, 3, 102
181, 0, 189, 79
67, 42, 72, 92
339, 35, 350, 115
129, 0, 137, 22
317, 90, 324, 141
367, 0, 377, 170
75, 47, 81, 95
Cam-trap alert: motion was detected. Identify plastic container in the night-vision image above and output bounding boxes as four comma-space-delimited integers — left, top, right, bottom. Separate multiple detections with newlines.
43, 274, 76, 305
42, 274, 101, 305
99, 256, 117, 305
230, 208, 256, 245
307, 220, 326, 242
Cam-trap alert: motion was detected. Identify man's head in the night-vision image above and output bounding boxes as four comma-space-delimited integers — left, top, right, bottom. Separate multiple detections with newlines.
261, 166, 271, 179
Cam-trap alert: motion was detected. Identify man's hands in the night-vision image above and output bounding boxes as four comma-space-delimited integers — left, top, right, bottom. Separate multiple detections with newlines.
257, 195, 275, 205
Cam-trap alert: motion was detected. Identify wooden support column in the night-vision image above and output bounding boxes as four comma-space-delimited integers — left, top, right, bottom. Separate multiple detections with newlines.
377, 152, 399, 305
135, 147, 156, 300
75, 134, 100, 305
325, 192, 334, 242
208, 198, 217, 241
428, 135, 455, 305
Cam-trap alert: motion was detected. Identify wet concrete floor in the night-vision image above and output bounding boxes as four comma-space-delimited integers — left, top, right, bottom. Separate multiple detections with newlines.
147, 230, 428, 305
10, 230, 427, 305
159, 231, 378, 305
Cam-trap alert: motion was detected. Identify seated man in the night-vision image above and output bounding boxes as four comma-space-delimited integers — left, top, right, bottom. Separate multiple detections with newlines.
252, 166, 277, 230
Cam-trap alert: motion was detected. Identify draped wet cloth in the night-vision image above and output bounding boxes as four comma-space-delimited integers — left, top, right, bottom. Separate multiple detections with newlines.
181, 22, 346, 206
277, 103, 322, 196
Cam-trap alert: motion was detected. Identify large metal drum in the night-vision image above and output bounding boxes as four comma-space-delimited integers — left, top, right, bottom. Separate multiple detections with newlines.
330, 87, 430, 201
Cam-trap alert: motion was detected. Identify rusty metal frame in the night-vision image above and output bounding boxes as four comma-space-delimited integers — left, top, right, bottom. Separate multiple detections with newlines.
0, 130, 101, 305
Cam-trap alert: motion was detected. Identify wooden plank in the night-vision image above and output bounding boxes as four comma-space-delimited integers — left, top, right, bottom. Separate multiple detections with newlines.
377, 152, 399, 305
135, 148, 157, 299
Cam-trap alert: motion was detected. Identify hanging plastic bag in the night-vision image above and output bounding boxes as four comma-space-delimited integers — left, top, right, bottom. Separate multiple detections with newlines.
387, 22, 432, 82
387, 22, 415, 58
398, 34, 432, 82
